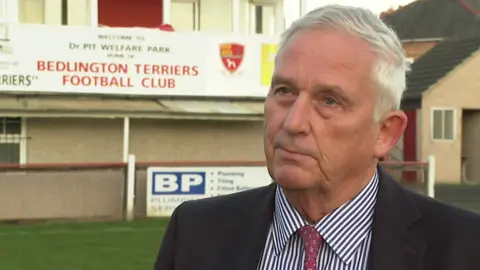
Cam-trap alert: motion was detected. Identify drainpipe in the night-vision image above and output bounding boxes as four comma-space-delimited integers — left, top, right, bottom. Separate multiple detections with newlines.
163, 0, 171, 24
232, 0, 240, 32
89, 0, 98, 27
123, 117, 130, 162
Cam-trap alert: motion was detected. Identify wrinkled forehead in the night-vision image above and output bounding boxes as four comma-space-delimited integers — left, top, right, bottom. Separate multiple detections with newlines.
273, 28, 376, 92
276, 28, 375, 70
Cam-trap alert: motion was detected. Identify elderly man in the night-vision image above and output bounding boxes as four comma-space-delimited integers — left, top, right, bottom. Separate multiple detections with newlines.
154, 5, 480, 270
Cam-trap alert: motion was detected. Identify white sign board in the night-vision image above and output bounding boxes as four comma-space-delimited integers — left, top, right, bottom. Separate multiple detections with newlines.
0, 24, 278, 97
146, 166, 273, 217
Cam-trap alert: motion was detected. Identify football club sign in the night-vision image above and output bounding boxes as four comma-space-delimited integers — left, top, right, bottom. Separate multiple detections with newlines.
219, 43, 244, 75
0, 23, 277, 97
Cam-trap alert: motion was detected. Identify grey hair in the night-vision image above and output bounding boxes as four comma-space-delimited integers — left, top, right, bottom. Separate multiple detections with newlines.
278, 5, 410, 122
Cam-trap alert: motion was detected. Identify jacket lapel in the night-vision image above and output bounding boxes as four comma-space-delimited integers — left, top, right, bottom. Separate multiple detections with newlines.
208, 166, 428, 270
368, 166, 426, 270
212, 183, 276, 270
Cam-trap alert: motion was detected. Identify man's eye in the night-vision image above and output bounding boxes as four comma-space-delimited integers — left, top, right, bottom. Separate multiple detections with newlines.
324, 97, 339, 106
273, 87, 293, 95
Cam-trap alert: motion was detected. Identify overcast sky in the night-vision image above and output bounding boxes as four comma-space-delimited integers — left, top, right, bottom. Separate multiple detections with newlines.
284, 0, 415, 24
307, 0, 414, 13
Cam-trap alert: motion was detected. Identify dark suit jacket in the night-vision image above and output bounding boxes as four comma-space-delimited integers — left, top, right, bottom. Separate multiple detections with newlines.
153, 167, 480, 270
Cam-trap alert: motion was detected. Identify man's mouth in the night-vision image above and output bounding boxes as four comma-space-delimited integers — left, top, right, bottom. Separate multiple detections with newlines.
276, 147, 307, 160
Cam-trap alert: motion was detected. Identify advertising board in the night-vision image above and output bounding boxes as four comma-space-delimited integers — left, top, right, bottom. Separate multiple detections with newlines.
0, 24, 279, 98
146, 166, 273, 217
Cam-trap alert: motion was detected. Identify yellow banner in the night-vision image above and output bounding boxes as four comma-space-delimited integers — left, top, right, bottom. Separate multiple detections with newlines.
260, 44, 278, 86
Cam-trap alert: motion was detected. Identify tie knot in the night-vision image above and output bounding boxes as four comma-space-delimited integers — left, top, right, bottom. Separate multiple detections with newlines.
298, 225, 321, 240
298, 225, 323, 251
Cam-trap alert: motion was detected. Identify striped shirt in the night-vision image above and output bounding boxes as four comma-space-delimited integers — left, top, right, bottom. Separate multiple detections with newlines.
257, 170, 379, 270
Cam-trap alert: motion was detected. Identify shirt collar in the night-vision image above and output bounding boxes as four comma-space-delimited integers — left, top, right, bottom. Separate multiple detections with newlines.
272, 170, 379, 264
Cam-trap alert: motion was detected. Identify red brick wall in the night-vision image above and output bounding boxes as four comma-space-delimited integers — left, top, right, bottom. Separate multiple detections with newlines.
98, 0, 163, 27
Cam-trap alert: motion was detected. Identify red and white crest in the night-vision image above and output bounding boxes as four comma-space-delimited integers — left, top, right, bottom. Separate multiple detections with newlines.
219, 43, 244, 74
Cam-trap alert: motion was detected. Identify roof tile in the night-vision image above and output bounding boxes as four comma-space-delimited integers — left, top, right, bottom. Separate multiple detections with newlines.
403, 36, 480, 101
382, 0, 480, 40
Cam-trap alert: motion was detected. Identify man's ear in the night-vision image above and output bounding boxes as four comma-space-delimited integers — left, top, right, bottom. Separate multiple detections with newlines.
374, 110, 408, 158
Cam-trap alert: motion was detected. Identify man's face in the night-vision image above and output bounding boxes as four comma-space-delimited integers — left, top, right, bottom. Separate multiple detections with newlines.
263, 28, 404, 190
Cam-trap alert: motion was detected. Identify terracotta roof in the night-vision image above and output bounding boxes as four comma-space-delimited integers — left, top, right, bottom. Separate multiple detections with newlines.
401, 36, 480, 109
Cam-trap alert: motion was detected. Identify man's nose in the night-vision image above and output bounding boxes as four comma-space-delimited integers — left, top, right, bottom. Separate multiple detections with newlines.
283, 95, 310, 135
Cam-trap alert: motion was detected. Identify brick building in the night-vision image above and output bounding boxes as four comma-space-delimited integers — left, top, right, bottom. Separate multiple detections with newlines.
383, 0, 480, 183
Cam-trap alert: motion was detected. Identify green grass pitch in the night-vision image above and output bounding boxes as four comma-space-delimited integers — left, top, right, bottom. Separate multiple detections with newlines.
0, 218, 170, 270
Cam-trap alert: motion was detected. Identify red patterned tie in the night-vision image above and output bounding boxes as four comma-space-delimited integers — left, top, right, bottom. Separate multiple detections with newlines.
298, 225, 323, 270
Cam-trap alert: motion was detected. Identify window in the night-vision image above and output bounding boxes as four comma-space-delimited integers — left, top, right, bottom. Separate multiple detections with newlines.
171, 0, 198, 31
251, 2, 280, 35
256, 5, 274, 35
67, 0, 92, 26
19, 0, 91, 26
432, 109, 455, 140
0, 0, 6, 23
247, 0, 284, 34
0, 117, 24, 164
0, 0, 9, 40
19, 0, 45, 24
200, 0, 231, 32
